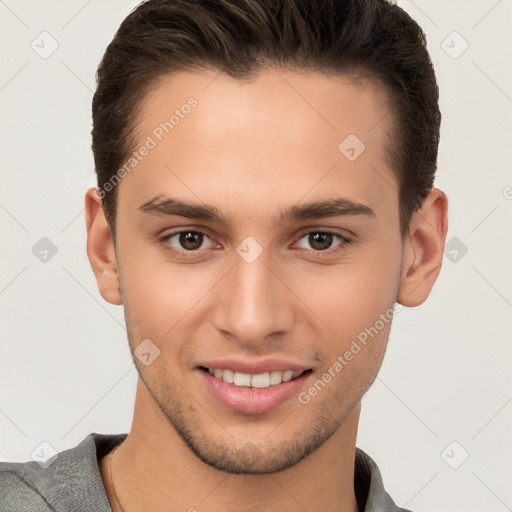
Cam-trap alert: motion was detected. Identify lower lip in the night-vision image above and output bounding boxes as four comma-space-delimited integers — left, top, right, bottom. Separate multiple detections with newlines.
199, 370, 311, 415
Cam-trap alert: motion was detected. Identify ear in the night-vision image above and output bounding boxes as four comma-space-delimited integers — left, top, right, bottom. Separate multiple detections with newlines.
397, 188, 449, 307
85, 188, 122, 305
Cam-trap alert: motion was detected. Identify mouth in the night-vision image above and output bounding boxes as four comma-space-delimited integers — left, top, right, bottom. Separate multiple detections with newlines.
198, 365, 313, 415
199, 366, 311, 389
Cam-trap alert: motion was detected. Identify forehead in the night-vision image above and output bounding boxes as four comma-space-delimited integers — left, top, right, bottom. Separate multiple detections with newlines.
138, 67, 393, 153
119, 67, 397, 222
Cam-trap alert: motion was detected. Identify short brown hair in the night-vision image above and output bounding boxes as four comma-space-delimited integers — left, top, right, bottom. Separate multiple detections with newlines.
92, 0, 441, 239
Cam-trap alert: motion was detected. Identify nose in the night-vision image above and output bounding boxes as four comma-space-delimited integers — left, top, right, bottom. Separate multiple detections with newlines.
211, 247, 295, 346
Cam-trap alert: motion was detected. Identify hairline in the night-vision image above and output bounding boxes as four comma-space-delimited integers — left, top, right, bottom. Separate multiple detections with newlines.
104, 63, 407, 242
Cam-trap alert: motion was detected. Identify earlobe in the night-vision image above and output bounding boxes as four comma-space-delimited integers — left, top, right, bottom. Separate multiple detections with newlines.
397, 188, 449, 307
85, 188, 122, 306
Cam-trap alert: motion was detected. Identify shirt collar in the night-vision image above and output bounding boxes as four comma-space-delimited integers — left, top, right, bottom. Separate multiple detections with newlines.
33, 433, 409, 512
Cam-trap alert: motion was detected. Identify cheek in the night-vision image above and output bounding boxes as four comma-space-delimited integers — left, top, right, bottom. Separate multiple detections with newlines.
282, 248, 401, 394
285, 257, 399, 343
117, 243, 221, 341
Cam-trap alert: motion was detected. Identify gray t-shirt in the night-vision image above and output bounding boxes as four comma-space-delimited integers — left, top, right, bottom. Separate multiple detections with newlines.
0, 433, 412, 511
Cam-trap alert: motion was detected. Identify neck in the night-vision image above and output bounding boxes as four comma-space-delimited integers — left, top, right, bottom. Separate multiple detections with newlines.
100, 379, 360, 512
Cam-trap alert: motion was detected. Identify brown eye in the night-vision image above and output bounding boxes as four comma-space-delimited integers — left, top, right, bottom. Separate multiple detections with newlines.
309, 232, 333, 250
179, 231, 204, 250
163, 230, 215, 254
295, 231, 349, 252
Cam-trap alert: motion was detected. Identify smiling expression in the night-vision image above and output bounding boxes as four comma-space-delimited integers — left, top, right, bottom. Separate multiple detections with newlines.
104, 67, 404, 473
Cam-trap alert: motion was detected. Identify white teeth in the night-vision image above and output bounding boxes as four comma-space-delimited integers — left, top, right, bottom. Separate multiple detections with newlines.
207, 368, 304, 388
282, 371, 293, 382
222, 369, 234, 384
251, 372, 270, 388
233, 372, 251, 387
269, 371, 283, 385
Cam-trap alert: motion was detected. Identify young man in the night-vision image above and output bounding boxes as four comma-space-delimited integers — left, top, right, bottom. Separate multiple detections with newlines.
1, 0, 448, 510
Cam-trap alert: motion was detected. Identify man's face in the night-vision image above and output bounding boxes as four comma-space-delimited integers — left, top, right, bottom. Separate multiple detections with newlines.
114, 68, 403, 473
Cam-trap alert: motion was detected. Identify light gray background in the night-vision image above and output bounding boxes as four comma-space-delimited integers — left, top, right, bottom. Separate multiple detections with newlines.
1, 1, 511, 511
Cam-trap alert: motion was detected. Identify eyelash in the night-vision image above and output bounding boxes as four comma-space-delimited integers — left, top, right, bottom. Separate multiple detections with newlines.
159, 229, 351, 258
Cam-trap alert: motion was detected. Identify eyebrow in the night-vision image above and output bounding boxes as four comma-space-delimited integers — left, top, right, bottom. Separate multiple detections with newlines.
138, 194, 375, 224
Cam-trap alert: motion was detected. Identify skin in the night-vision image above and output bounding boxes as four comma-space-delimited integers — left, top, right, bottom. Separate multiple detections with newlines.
86, 68, 448, 512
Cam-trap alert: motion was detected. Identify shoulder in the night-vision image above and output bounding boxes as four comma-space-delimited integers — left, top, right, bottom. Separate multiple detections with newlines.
0, 432, 127, 512
355, 447, 414, 512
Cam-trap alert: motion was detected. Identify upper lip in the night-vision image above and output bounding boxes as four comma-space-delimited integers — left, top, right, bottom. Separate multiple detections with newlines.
198, 358, 309, 374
